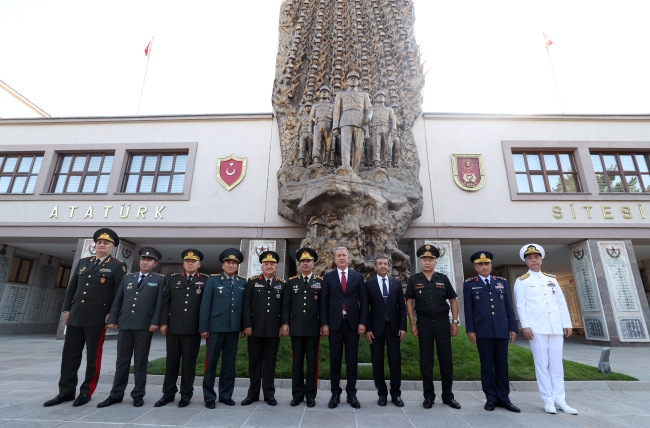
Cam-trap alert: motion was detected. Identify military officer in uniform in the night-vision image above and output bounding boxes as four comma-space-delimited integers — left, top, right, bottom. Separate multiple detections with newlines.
199, 248, 246, 409
288, 248, 322, 408
297, 103, 313, 167
310, 86, 334, 166
156, 249, 208, 408
463, 252, 519, 412
370, 91, 396, 168
514, 244, 578, 415
98, 246, 166, 408
241, 251, 290, 407
44, 228, 127, 408
405, 245, 461, 410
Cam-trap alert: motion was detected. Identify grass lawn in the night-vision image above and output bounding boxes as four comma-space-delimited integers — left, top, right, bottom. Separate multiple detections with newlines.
145, 325, 635, 381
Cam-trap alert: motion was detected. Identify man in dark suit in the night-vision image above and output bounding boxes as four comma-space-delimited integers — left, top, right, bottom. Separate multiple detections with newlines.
363, 255, 406, 407
241, 251, 290, 407
156, 249, 208, 408
97, 246, 166, 408
288, 248, 322, 408
321, 246, 367, 409
199, 248, 246, 409
44, 228, 127, 408
464, 252, 520, 413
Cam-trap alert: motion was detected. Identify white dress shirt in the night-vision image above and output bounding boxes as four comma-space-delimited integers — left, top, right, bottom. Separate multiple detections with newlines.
514, 270, 572, 335
377, 275, 389, 295
338, 268, 349, 314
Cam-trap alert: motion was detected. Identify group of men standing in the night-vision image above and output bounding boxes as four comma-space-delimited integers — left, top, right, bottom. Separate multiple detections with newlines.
43, 227, 577, 416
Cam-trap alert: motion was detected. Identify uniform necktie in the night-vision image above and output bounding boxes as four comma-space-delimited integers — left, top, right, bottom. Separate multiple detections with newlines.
228, 277, 233, 288
341, 271, 347, 312
188, 274, 193, 283
382, 278, 389, 321
304, 276, 309, 287
94, 258, 100, 267
485, 278, 490, 289
266, 279, 271, 290
138, 274, 145, 287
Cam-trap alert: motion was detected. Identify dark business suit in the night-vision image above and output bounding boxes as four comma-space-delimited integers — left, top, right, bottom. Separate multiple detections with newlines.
363, 276, 406, 398
320, 268, 367, 395
59, 256, 126, 397
199, 273, 246, 403
464, 275, 518, 404
160, 272, 208, 400
107, 271, 165, 400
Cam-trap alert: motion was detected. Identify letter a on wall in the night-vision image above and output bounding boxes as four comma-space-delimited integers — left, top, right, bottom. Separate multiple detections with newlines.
217, 154, 247, 191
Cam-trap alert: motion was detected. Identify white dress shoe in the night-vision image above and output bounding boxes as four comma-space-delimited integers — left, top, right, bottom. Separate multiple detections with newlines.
544, 400, 557, 414
555, 401, 578, 415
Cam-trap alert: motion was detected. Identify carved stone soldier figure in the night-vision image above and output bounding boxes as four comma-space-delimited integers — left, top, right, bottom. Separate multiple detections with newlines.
371, 91, 397, 168
297, 103, 313, 167
332, 69, 373, 173
310, 86, 334, 166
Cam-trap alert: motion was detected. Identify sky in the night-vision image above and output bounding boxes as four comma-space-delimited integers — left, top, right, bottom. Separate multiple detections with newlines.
0, 0, 649, 117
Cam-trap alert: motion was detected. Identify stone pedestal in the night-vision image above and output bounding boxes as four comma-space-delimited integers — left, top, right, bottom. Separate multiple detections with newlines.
239, 239, 287, 280
570, 240, 650, 346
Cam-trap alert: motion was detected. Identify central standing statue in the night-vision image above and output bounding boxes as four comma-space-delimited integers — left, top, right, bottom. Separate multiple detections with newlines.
331, 70, 372, 173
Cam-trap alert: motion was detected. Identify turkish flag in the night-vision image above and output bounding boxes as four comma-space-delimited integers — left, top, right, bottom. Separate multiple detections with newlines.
543, 32, 553, 48
144, 40, 153, 56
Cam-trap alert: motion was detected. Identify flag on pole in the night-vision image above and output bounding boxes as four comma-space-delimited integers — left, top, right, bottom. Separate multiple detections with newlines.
543, 32, 553, 48
144, 39, 153, 56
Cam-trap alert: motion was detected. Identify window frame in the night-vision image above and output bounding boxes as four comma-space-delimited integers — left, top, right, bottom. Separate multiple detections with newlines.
0, 153, 45, 195
48, 152, 114, 194
8, 255, 35, 284
590, 152, 650, 193
513, 151, 581, 194
121, 152, 189, 194
55, 265, 72, 288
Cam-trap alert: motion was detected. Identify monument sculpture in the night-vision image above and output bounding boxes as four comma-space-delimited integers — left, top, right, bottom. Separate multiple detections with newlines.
273, 0, 426, 282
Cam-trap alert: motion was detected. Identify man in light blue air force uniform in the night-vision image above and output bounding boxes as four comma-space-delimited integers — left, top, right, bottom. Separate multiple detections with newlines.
199, 248, 246, 409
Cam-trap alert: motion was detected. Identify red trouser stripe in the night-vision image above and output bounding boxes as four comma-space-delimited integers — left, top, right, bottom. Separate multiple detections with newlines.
204, 336, 210, 376
88, 327, 107, 396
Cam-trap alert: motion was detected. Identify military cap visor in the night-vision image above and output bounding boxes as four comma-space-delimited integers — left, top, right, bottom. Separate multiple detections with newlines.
219, 248, 244, 264
520, 243, 545, 261
182, 249, 204, 261
93, 228, 119, 246
259, 250, 280, 264
417, 244, 439, 259
296, 247, 318, 262
139, 246, 162, 261
470, 251, 493, 264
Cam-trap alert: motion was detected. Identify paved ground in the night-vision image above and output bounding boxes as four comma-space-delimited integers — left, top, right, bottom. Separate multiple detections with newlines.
0, 334, 649, 427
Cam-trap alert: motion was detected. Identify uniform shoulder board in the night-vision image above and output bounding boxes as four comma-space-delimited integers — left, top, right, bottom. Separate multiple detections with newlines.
170, 273, 180, 277
542, 272, 556, 278
289, 275, 300, 280
464, 276, 477, 282
518, 273, 530, 280
115, 258, 123, 263
249, 275, 259, 281
210, 274, 219, 276
236, 275, 243, 280
122, 265, 127, 273
278, 277, 286, 284
200, 273, 210, 278
314, 276, 323, 281
496, 276, 507, 281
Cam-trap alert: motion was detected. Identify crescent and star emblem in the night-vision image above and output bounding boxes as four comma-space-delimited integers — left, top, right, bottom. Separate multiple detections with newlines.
226, 162, 236, 176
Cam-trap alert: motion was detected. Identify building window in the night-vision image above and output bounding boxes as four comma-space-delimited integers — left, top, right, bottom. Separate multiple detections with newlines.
0, 154, 44, 194
122, 153, 187, 193
591, 152, 650, 193
50, 154, 113, 193
55, 265, 72, 288
512, 152, 581, 193
8, 256, 34, 284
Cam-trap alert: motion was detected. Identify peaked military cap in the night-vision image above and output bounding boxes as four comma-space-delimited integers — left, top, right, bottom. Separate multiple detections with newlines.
139, 246, 162, 261
220, 248, 244, 264
520, 243, 545, 261
470, 251, 493, 264
296, 247, 318, 262
182, 248, 204, 261
93, 228, 119, 246
346, 68, 361, 79
416, 244, 439, 259
259, 250, 280, 264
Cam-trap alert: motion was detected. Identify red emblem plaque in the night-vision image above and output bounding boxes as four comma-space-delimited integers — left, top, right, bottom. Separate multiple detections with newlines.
451, 154, 486, 191
216, 154, 247, 191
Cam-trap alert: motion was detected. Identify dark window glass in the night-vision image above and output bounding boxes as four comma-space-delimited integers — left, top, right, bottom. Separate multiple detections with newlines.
0, 154, 44, 194
55, 265, 72, 288
122, 153, 188, 194
591, 152, 650, 193
512, 152, 581, 193
49, 153, 113, 193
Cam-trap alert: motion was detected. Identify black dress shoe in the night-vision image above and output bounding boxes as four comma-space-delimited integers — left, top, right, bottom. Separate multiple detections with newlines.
392, 396, 404, 407
291, 396, 304, 406
264, 396, 277, 406
154, 396, 174, 407
328, 393, 340, 409
378, 396, 387, 406
443, 398, 461, 409
73, 393, 91, 407
497, 401, 521, 413
205, 401, 215, 409
178, 397, 190, 408
97, 396, 122, 408
133, 397, 144, 407
423, 399, 434, 409
347, 394, 360, 409
43, 393, 75, 407
219, 398, 236, 406
485, 401, 496, 411
306, 397, 316, 408
241, 396, 258, 406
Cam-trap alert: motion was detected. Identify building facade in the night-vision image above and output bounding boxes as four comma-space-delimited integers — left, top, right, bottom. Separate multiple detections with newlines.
0, 112, 649, 346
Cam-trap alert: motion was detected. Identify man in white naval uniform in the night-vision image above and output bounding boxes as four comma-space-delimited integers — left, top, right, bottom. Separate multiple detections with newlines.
514, 244, 578, 415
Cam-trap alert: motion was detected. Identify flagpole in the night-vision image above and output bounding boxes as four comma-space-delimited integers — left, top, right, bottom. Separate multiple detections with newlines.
545, 45, 564, 114
137, 37, 153, 115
